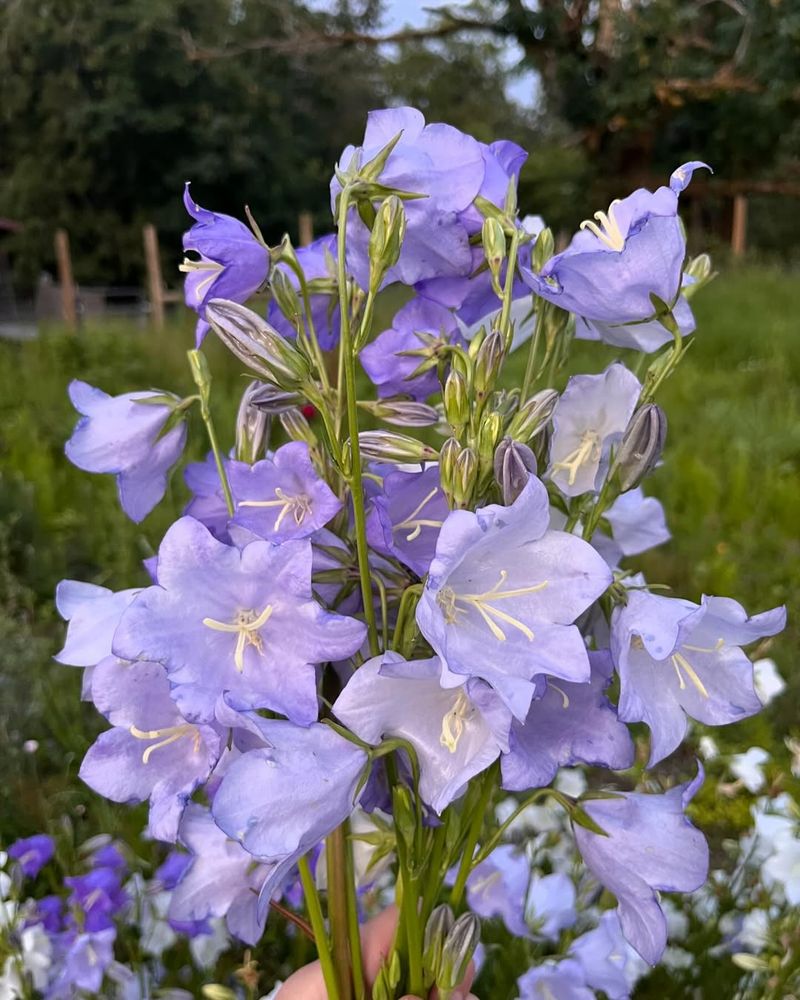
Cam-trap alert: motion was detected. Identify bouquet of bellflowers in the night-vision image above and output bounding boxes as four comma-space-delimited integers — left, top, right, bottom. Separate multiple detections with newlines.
52, 107, 787, 999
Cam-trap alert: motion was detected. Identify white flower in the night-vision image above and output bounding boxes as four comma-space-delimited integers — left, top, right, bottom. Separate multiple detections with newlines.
18, 924, 51, 991
762, 835, 800, 905
698, 735, 719, 760
730, 747, 770, 792
0, 956, 23, 1000
555, 768, 587, 799
190, 917, 229, 969
753, 658, 786, 705
737, 909, 770, 952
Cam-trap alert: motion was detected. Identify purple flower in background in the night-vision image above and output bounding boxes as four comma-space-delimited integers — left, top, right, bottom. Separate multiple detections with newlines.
65, 868, 128, 932
527, 873, 577, 940
573, 768, 709, 964
184, 452, 246, 542
501, 650, 634, 792
611, 590, 786, 765
47, 928, 116, 998
88, 842, 127, 873
547, 364, 641, 497
332, 107, 485, 288
517, 959, 595, 1000
570, 910, 647, 1000
80, 657, 222, 842
416, 476, 612, 720
113, 516, 366, 725
229, 441, 342, 542
8, 834, 55, 878
268, 233, 341, 350
366, 464, 448, 576
604, 488, 670, 558
65, 380, 187, 523
521, 163, 709, 334
32, 895, 64, 934
360, 297, 463, 401
212, 720, 368, 861
181, 183, 269, 346
459, 139, 528, 231
333, 652, 511, 813
465, 845, 531, 938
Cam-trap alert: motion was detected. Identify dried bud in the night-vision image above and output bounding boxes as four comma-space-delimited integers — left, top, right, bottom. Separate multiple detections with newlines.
481, 217, 506, 296
443, 370, 470, 434
507, 388, 559, 442
613, 404, 667, 490
453, 447, 478, 508
206, 298, 310, 389
494, 437, 537, 504
437, 912, 481, 996
423, 905, 455, 985
235, 380, 270, 464
359, 398, 439, 428
368, 195, 406, 293
474, 330, 504, 397
269, 266, 302, 330
357, 431, 439, 465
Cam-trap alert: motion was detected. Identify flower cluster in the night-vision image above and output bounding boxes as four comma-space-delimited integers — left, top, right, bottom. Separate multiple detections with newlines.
48, 106, 786, 999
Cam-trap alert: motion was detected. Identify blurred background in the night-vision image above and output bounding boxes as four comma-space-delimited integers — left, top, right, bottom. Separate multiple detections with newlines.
0, 2, 798, 994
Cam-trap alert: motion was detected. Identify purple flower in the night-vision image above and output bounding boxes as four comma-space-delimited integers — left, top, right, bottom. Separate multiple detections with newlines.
458, 139, 528, 232
611, 591, 786, 765
88, 843, 127, 873
267, 233, 341, 350
55, 581, 141, 669
332, 107, 485, 288
360, 297, 463, 401
155, 851, 192, 890
184, 452, 245, 542
229, 442, 342, 542
333, 652, 511, 813
465, 845, 531, 938
603, 487, 670, 558
517, 959, 594, 1000
8, 834, 55, 878
32, 895, 64, 934
65, 868, 128, 932
365, 464, 448, 576
575, 290, 696, 354
181, 183, 269, 346
527, 872, 577, 940
47, 928, 116, 998
168, 804, 274, 944
521, 163, 709, 336
212, 720, 368, 861
573, 768, 709, 964
65, 380, 187, 523
416, 476, 612, 720
570, 910, 646, 1000
79, 657, 222, 842
547, 364, 641, 498
501, 650, 634, 792
112, 516, 366, 725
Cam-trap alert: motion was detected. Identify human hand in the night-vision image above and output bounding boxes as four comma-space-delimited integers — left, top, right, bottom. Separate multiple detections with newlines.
275, 905, 477, 999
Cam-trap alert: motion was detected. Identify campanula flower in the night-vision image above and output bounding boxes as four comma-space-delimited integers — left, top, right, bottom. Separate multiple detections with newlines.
611, 591, 786, 765
416, 476, 612, 720
228, 441, 342, 542
79, 657, 222, 842
333, 652, 511, 813
8, 835, 55, 879
65, 868, 127, 932
181, 183, 269, 346
570, 910, 648, 999
332, 107, 485, 288
573, 767, 709, 964
55, 580, 141, 669
603, 487, 670, 558
65, 380, 187, 523
547, 364, 641, 497
465, 845, 531, 938
460, 139, 527, 229
517, 959, 595, 1000
526, 873, 577, 940
184, 452, 245, 542
46, 928, 116, 998
112, 516, 366, 725
501, 651, 634, 792
268, 233, 340, 350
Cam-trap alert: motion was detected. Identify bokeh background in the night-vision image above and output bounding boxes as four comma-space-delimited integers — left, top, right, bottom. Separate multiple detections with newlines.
0, 1, 798, 996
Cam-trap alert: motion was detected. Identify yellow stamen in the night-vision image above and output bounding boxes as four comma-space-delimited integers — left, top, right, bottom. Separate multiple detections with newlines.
440, 690, 473, 753
670, 651, 710, 698
442, 570, 548, 642
239, 488, 312, 531
203, 604, 274, 672
130, 723, 202, 764
394, 486, 444, 542
551, 430, 601, 486
579, 199, 625, 251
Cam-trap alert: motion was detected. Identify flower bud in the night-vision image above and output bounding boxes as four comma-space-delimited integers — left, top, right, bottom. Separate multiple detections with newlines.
206, 298, 310, 389
368, 195, 406, 293
481, 217, 506, 296
531, 226, 555, 273
357, 431, 439, 465
437, 912, 481, 996
477, 412, 503, 467
443, 370, 470, 434
423, 904, 455, 985
474, 330, 504, 398
269, 266, 302, 330
683, 253, 715, 299
201, 987, 236, 1000
187, 348, 212, 400
453, 446, 478, 508
439, 436, 461, 502
391, 785, 416, 850
613, 403, 667, 491
507, 388, 559, 443
494, 437, 537, 504
280, 407, 318, 448
358, 398, 439, 428
248, 382, 303, 414
235, 380, 270, 464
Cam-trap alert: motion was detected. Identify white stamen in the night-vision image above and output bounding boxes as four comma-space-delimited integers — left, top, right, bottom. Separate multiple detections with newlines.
440, 690, 474, 753
203, 604, 275, 672
130, 723, 202, 764
671, 651, 710, 698
393, 486, 444, 542
439, 570, 548, 642
239, 487, 312, 531
579, 199, 625, 251
551, 430, 601, 486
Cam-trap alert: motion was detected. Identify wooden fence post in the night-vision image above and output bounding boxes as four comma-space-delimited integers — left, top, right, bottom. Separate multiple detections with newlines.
143, 223, 165, 330
54, 228, 77, 331
298, 211, 314, 248
731, 194, 748, 257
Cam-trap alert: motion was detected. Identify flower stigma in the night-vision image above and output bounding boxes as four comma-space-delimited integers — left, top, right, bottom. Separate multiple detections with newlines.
203, 604, 275, 671
394, 486, 444, 541
129, 723, 202, 764
579, 199, 625, 251
239, 487, 312, 530
551, 430, 601, 486
440, 690, 474, 753
178, 257, 224, 302
437, 570, 548, 642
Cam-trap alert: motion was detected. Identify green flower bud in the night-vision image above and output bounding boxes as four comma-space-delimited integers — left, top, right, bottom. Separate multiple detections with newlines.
439, 436, 461, 503
532, 226, 555, 273
453, 446, 478, 508
201, 987, 237, 1000
613, 403, 667, 491
478, 411, 503, 467
270, 266, 303, 330
683, 253, 716, 299
443, 370, 470, 434
423, 904, 455, 987
481, 217, 507, 296
507, 388, 559, 442
474, 330, 504, 397
437, 912, 481, 996
280, 407, 317, 448
235, 380, 270, 464
357, 431, 439, 465
359, 398, 440, 428
368, 195, 406, 294
248, 382, 303, 414
494, 436, 537, 504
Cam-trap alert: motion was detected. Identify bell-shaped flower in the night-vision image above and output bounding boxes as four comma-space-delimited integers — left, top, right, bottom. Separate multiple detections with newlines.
520, 163, 709, 335
181, 183, 269, 346
8, 835, 54, 879
65, 867, 128, 932
184, 452, 246, 542
570, 910, 648, 1000
65, 380, 187, 523
46, 928, 116, 999
611, 590, 786, 765
366, 464, 448, 577
360, 297, 463, 401
501, 651, 634, 792
268, 233, 341, 350
459, 139, 528, 230
572, 768, 709, 965
211, 720, 368, 864
168, 804, 276, 945
331, 107, 485, 288
603, 487, 670, 558
228, 441, 341, 542
547, 364, 641, 498
112, 516, 366, 725
79, 657, 222, 842
526, 872, 577, 940
517, 959, 595, 1000
55, 581, 142, 669
332, 652, 511, 814
465, 845, 531, 939
416, 476, 612, 721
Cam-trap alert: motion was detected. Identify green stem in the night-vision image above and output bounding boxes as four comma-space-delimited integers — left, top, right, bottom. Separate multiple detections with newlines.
472, 787, 554, 866
285, 255, 331, 392
497, 228, 521, 351
327, 825, 354, 1000
450, 764, 497, 908
337, 185, 380, 657
188, 350, 235, 517
520, 296, 545, 401
298, 855, 341, 1000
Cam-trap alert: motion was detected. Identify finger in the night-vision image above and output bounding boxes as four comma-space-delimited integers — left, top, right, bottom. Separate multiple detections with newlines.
360, 903, 400, 983
274, 959, 325, 1000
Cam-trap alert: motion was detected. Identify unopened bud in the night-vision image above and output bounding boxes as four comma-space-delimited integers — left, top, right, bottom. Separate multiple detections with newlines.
613, 404, 667, 490
206, 298, 310, 389
235, 380, 270, 463
248, 382, 303, 414
453, 447, 478, 508
443, 370, 470, 434
439, 437, 461, 502
474, 330, 504, 397
494, 437, 537, 504
187, 348, 212, 399
532, 226, 555, 273
507, 388, 559, 442
280, 407, 317, 448
478, 412, 503, 467
437, 912, 481, 995
357, 431, 439, 465
368, 195, 406, 293
201, 987, 236, 1000
270, 266, 302, 330
359, 398, 439, 427
683, 253, 715, 299
423, 904, 455, 985
482, 217, 507, 296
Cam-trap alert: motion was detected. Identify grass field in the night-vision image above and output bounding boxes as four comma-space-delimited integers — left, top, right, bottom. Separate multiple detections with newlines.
0, 261, 797, 995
